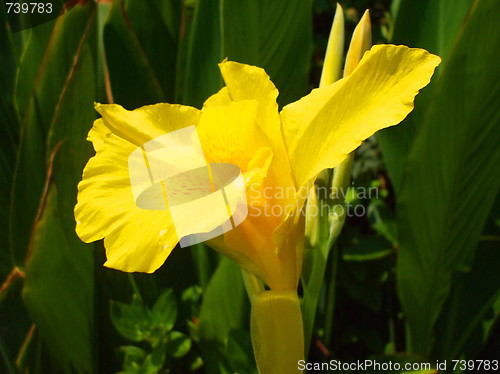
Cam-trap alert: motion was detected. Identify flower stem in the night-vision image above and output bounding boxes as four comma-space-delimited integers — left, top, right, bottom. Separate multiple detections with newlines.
250, 290, 304, 374
241, 268, 265, 297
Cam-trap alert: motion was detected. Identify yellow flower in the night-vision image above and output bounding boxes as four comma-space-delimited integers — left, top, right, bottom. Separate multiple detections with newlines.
75, 45, 440, 291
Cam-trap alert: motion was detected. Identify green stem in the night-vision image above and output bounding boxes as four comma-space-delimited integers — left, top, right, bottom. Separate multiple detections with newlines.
329, 152, 354, 245
324, 243, 339, 347
127, 273, 142, 300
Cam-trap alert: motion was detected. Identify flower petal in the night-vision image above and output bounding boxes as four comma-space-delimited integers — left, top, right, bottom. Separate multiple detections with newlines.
87, 118, 111, 152
217, 61, 296, 191
95, 102, 200, 146
75, 133, 137, 243
75, 133, 178, 273
281, 44, 441, 189
103, 208, 177, 273
76, 102, 202, 272
197, 99, 266, 170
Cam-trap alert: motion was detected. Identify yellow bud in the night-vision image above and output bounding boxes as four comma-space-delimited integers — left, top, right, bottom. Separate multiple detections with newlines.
319, 3, 345, 87
344, 9, 372, 76
305, 186, 319, 247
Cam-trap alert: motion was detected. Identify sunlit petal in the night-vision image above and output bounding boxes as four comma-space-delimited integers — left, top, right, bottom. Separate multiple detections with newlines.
281, 44, 441, 190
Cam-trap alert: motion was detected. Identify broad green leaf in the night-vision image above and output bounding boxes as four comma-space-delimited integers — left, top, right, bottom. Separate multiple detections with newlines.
10, 4, 96, 264
103, 0, 168, 108
0, 278, 32, 373
19, 5, 97, 373
123, 0, 178, 101
221, 0, 312, 107
378, 0, 474, 192
165, 331, 191, 358
198, 257, 247, 374
182, 0, 222, 107
183, 0, 312, 108
151, 289, 177, 331
396, 0, 500, 356
111, 295, 151, 342
0, 3, 18, 103
225, 329, 257, 374
0, 98, 17, 277
433, 221, 500, 360
0, 335, 19, 374
14, 21, 55, 120
22, 185, 94, 374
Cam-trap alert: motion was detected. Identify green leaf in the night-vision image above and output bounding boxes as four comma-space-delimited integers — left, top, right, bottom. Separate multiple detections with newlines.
18, 5, 97, 373
396, 0, 500, 356
120, 345, 147, 374
225, 329, 257, 374
378, 0, 474, 192
182, 0, 223, 108
0, 54, 19, 276
151, 289, 177, 332
110, 295, 151, 342
0, 334, 20, 374
165, 331, 191, 358
221, 0, 312, 107
10, 4, 96, 264
198, 256, 247, 374
103, 0, 168, 108
183, 0, 312, 108
433, 226, 500, 360
22, 184, 94, 374
143, 343, 167, 374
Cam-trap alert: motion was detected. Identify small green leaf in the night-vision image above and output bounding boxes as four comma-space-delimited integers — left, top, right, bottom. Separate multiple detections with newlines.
166, 331, 191, 358
110, 296, 151, 342
151, 289, 177, 332
120, 345, 147, 372
143, 343, 167, 374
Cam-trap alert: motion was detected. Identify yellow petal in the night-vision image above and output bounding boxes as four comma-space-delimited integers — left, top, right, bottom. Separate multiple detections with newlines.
75, 133, 178, 273
87, 117, 111, 152
103, 208, 177, 273
95, 102, 200, 146
216, 61, 296, 196
281, 44, 441, 189
201, 62, 304, 290
77, 102, 202, 273
216, 61, 282, 155
197, 99, 266, 170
